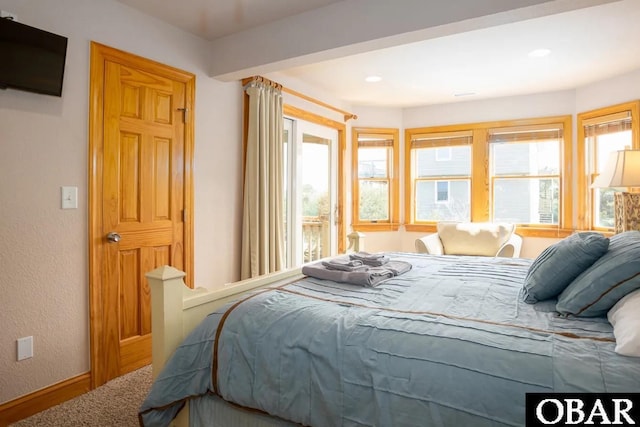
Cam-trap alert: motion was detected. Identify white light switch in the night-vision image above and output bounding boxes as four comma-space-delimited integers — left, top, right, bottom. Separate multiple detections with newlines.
17, 336, 33, 361
61, 186, 78, 209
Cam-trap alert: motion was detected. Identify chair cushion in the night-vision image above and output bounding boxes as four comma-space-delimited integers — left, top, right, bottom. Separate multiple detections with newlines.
556, 231, 640, 317
437, 222, 515, 257
521, 232, 609, 304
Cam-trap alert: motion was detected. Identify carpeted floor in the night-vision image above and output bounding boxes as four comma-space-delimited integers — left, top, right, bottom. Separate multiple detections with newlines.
11, 365, 152, 427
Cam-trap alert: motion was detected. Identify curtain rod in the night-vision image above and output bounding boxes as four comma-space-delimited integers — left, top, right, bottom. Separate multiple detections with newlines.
242, 75, 357, 122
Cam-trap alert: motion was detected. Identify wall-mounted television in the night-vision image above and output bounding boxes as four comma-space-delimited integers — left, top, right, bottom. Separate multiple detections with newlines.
0, 18, 68, 97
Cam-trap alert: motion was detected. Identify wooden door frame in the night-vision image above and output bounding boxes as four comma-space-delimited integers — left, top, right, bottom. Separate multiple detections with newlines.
88, 42, 195, 388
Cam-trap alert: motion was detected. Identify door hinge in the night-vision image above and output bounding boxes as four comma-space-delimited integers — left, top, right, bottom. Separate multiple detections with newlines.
182, 209, 187, 222
177, 107, 189, 123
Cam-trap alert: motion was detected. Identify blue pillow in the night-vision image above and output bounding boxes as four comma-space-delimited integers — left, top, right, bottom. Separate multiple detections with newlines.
521, 232, 609, 304
556, 231, 640, 317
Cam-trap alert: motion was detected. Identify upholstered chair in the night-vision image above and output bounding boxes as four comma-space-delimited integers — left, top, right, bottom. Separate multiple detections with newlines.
415, 221, 523, 258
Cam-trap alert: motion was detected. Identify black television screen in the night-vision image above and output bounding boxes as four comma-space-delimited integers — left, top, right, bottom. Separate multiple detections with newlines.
0, 18, 68, 97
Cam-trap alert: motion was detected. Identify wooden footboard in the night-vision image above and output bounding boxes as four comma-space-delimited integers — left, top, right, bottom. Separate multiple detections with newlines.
145, 266, 305, 426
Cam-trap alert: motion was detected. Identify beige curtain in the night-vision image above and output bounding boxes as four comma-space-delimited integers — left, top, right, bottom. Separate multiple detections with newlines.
241, 81, 285, 279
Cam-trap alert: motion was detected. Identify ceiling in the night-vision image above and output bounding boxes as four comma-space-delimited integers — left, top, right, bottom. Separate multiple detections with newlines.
117, 0, 640, 108
116, 0, 344, 40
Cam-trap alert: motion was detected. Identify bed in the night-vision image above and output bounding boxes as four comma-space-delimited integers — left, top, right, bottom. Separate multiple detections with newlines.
139, 233, 640, 427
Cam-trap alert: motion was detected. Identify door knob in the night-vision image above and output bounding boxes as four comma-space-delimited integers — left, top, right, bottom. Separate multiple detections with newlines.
106, 232, 121, 243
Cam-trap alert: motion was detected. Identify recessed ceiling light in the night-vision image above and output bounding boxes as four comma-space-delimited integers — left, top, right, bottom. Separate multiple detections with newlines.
528, 48, 551, 58
454, 92, 476, 97
365, 75, 382, 83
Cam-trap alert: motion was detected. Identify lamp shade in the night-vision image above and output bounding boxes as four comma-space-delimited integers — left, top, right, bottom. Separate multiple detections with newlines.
591, 149, 640, 188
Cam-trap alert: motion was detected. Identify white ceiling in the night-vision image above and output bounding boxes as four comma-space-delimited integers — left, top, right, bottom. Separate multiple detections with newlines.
117, 0, 640, 108
116, 0, 344, 40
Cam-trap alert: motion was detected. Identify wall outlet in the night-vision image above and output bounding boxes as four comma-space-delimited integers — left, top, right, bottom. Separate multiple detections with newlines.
17, 336, 33, 361
1, 11, 18, 22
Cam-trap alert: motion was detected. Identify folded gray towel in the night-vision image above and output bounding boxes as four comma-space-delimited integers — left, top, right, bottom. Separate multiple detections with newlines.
350, 251, 385, 260
302, 263, 393, 287
384, 260, 412, 276
322, 258, 366, 272
349, 252, 389, 266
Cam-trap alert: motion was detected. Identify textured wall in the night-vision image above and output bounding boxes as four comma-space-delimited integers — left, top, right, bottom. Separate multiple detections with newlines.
0, 0, 243, 403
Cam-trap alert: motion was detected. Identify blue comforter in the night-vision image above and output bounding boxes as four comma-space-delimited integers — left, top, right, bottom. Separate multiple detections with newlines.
139, 253, 640, 426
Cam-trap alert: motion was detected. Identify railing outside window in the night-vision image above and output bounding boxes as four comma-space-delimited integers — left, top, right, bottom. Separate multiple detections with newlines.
302, 216, 329, 262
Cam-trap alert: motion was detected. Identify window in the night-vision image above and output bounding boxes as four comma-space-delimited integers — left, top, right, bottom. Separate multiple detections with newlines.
489, 124, 562, 225
577, 101, 640, 231
408, 130, 472, 223
352, 127, 400, 231
405, 116, 573, 237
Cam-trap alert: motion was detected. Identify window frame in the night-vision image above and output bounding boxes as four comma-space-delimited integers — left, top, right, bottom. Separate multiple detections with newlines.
409, 130, 473, 223
488, 124, 563, 227
405, 115, 573, 237
577, 101, 640, 232
351, 127, 400, 231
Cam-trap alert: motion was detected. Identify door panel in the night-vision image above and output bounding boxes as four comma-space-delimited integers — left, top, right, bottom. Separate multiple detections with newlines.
284, 118, 338, 267
89, 42, 194, 387
103, 61, 185, 378
300, 134, 332, 262
282, 105, 346, 260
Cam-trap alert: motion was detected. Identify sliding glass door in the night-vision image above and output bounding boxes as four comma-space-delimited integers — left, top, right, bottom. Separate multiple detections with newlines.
283, 118, 338, 267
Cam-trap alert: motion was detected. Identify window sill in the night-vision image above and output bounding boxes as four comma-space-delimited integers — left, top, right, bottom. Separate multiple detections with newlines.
404, 223, 437, 233
352, 223, 400, 232
514, 227, 573, 238
405, 223, 575, 238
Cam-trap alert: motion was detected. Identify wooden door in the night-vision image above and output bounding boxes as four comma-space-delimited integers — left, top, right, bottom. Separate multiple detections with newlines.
89, 42, 194, 387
